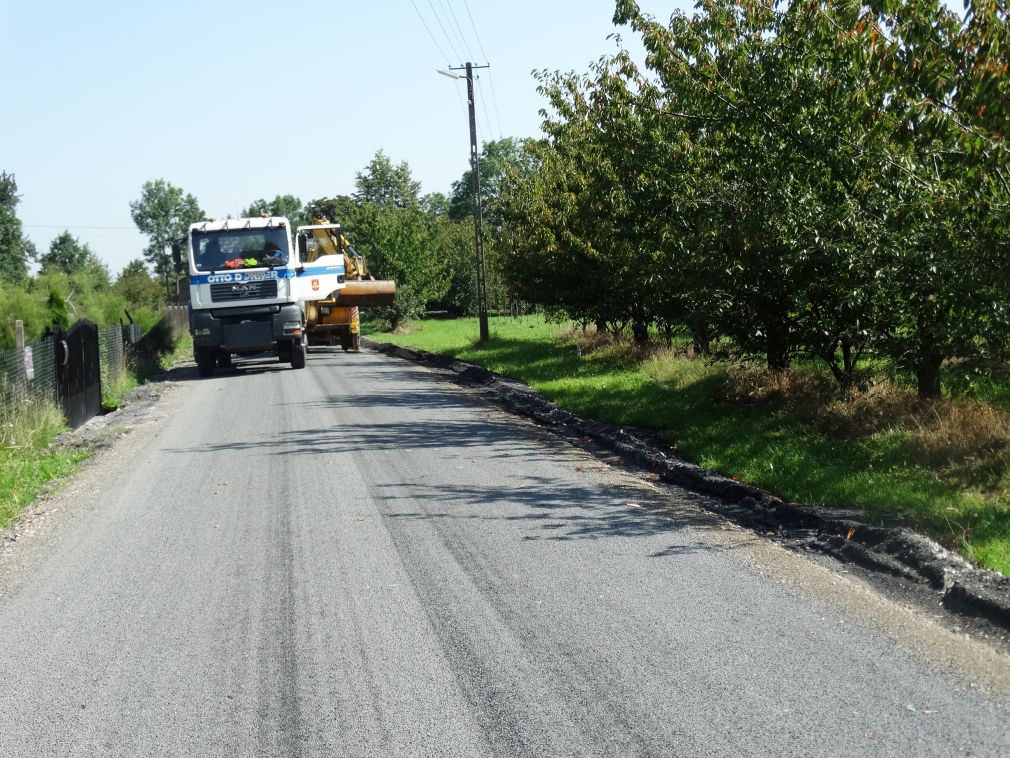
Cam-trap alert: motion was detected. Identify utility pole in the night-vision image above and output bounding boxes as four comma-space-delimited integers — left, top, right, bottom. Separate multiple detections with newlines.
441, 62, 490, 343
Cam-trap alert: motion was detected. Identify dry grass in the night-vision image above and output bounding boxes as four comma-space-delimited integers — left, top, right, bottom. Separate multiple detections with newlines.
906, 401, 1010, 468
723, 364, 834, 415
724, 364, 1010, 485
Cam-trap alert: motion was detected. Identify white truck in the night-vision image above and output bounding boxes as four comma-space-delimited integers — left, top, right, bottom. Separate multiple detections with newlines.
185, 216, 346, 377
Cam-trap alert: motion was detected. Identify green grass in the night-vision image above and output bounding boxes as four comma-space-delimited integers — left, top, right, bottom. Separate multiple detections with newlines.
1, 328, 193, 531
0, 401, 88, 529
164, 331, 193, 370
102, 373, 140, 412
371, 315, 1010, 575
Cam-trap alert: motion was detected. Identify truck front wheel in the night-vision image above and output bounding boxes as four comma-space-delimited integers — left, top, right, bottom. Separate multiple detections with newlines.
195, 347, 216, 377
290, 340, 307, 369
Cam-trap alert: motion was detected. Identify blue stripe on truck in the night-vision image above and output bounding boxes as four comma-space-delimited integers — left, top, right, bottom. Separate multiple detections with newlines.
190, 264, 344, 285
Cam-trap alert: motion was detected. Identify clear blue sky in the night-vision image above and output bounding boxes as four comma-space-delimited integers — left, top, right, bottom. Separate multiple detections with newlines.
6, 0, 687, 276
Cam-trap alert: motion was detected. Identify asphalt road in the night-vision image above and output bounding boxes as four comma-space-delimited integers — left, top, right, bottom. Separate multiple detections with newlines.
1, 347, 1008, 757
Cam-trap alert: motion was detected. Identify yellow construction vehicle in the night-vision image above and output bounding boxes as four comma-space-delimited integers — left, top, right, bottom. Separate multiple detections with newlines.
295, 222, 396, 351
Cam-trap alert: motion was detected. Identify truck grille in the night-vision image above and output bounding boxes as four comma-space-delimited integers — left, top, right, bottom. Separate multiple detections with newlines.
210, 280, 278, 302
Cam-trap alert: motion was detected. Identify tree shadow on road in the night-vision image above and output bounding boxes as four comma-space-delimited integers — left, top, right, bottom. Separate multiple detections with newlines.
375, 475, 751, 560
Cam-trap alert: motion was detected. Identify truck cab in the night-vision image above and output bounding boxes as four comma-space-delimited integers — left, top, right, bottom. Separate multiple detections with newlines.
186, 216, 345, 377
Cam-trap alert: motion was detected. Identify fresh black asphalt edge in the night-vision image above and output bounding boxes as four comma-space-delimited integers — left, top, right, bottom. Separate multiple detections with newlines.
365, 338, 1010, 633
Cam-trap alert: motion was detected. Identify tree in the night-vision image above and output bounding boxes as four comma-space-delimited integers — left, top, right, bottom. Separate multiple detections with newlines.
242, 194, 307, 228
303, 195, 358, 227
348, 155, 449, 327
40, 230, 94, 275
448, 137, 523, 227
129, 179, 203, 295
421, 191, 450, 217
612, 0, 1010, 392
351, 203, 449, 327
0, 171, 31, 284
114, 258, 164, 309
354, 150, 421, 208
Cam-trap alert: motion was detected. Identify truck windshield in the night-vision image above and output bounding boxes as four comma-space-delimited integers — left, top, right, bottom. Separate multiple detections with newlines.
192, 228, 289, 272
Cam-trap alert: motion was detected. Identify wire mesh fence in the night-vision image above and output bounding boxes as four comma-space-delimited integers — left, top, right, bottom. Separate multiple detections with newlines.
1, 307, 183, 426
98, 324, 142, 393
0, 335, 58, 411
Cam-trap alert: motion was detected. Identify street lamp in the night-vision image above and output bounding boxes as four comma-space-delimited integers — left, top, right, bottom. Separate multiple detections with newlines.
438, 62, 490, 343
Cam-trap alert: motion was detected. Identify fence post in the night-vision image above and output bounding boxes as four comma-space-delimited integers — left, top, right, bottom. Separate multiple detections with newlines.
14, 320, 26, 399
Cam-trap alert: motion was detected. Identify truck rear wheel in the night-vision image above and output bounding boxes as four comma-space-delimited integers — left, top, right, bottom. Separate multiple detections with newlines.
290, 340, 307, 369
217, 352, 233, 369
195, 347, 216, 377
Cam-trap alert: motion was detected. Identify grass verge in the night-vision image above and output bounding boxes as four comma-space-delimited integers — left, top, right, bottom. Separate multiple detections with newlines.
0, 400, 88, 530
370, 315, 1010, 575
1, 326, 192, 531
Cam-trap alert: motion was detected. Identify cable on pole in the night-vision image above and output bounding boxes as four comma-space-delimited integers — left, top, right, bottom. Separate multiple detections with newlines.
461, 0, 504, 139
408, 0, 451, 63
441, 0, 477, 63
426, 0, 462, 63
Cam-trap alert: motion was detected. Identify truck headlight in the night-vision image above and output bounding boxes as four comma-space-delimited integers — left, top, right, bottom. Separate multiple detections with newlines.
194, 328, 211, 336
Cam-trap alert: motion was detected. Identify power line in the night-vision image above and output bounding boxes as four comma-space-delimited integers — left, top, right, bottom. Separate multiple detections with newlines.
486, 69, 504, 140
461, 0, 490, 62
24, 224, 139, 232
408, 0, 451, 63
441, 0, 476, 63
451, 78, 467, 114
426, 0, 462, 63
460, 0, 504, 139
476, 74, 495, 145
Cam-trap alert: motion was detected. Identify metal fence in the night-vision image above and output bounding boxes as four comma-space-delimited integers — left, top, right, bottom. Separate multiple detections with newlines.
98, 324, 142, 392
0, 334, 58, 410
1, 307, 184, 427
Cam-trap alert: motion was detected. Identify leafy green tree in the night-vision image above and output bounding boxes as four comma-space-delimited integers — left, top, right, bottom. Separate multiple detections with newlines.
497, 60, 677, 342
613, 0, 1010, 392
348, 155, 448, 326
0, 282, 48, 348
0, 171, 31, 284
114, 258, 164, 309
39, 230, 96, 275
430, 214, 479, 315
242, 194, 307, 229
303, 195, 359, 227
354, 150, 421, 208
129, 179, 203, 296
46, 288, 71, 331
448, 138, 522, 227
421, 191, 450, 217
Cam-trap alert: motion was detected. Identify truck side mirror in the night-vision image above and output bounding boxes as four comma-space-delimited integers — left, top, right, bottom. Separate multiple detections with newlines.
297, 234, 307, 260
171, 240, 183, 270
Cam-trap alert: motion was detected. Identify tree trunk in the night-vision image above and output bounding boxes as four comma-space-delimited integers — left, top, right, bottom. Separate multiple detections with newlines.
691, 325, 711, 356
823, 352, 845, 386
632, 318, 649, 346
915, 354, 944, 399
766, 318, 790, 371
841, 337, 854, 380
595, 318, 608, 334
